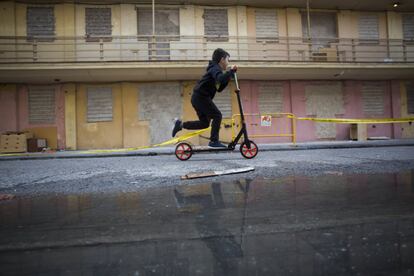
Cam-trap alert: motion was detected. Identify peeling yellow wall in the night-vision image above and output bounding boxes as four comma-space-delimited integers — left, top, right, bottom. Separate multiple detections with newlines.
63, 83, 76, 150
338, 11, 358, 38
286, 8, 302, 38
76, 84, 123, 149
0, 2, 15, 36
401, 82, 414, 138
387, 11, 403, 39
123, 83, 149, 148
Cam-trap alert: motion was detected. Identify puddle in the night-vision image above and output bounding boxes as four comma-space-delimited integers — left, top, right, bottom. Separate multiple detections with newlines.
1, 171, 414, 275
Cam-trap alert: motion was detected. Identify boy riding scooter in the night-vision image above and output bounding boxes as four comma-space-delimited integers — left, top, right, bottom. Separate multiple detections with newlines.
172, 48, 237, 148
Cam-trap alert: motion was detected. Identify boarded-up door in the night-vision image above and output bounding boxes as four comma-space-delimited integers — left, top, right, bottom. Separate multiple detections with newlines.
361, 82, 392, 138
305, 83, 344, 139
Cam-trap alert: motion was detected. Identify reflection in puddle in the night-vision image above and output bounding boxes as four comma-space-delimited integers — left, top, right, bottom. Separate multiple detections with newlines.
1, 172, 414, 275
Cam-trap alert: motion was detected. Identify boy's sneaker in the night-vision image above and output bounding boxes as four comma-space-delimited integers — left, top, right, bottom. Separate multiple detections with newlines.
208, 141, 227, 148
172, 119, 182, 137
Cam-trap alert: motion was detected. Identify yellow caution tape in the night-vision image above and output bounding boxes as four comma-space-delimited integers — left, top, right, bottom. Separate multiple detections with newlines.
0, 128, 211, 156
78, 127, 211, 154
289, 115, 414, 124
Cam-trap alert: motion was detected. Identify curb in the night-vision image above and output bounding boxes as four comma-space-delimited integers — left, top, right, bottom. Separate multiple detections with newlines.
1, 140, 413, 161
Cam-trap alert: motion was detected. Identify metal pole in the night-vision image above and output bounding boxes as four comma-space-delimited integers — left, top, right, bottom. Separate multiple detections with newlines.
152, 0, 155, 36
306, 0, 311, 40
152, 0, 155, 60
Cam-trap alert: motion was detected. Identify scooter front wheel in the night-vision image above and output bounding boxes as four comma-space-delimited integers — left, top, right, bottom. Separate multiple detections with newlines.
175, 142, 193, 161
240, 140, 259, 159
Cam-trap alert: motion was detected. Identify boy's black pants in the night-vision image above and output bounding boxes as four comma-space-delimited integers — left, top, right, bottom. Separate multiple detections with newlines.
183, 94, 222, 142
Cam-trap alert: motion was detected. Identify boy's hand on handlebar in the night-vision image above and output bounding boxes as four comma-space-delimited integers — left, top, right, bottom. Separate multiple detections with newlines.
231, 65, 238, 72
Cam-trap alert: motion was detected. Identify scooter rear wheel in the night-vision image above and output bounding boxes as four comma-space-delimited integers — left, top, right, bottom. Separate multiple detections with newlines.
175, 142, 193, 161
240, 140, 258, 159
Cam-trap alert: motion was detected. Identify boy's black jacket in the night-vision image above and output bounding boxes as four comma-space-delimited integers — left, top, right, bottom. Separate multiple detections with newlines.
193, 61, 235, 99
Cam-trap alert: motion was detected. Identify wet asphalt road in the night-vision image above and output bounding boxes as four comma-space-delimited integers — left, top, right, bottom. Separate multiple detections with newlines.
0, 146, 414, 195
1, 146, 414, 275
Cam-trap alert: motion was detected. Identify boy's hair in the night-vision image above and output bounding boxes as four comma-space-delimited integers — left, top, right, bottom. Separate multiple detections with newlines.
212, 48, 230, 64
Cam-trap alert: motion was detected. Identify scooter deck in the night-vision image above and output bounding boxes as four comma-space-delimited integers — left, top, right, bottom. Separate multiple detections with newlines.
191, 146, 235, 153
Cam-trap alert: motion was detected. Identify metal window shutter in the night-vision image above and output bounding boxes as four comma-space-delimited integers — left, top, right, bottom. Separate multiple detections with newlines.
85, 8, 112, 36
203, 9, 228, 41
29, 87, 56, 124
359, 14, 379, 41
214, 87, 232, 118
87, 88, 113, 122
27, 7, 55, 38
258, 83, 283, 114
362, 83, 385, 116
407, 82, 414, 114
403, 14, 414, 40
255, 9, 278, 39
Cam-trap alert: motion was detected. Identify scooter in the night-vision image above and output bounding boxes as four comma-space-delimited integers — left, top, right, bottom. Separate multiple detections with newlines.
174, 72, 259, 161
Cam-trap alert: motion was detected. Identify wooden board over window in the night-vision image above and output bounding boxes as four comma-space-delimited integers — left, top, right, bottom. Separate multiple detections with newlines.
403, 14, 414, 42
204, 9, 229, 42
258, 82, 283, 114
362, 82, 385, 116
255, 9, 278, 43
359, 14, 379, 44
85, 8, 112, 41
29, 87, 56, 124
27, 7, 55, 41
87, 87, 113, 122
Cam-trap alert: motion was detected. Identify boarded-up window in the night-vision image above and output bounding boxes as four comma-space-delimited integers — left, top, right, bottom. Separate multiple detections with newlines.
28, 87, 55, 124
255, 9, 278, 43
87, 88, 113, 122
403, 14, 414, 42
258, 83, 283, 114
301, 12, 338, 48
362, 83, 385, 116
214, 88, 232, 118
204, 9, 229, 42
85, 8, 112, 42
138, 83, 182, 144
27, 7, 55, 41
359, 14, 379, 44
137, 8, 180, 60
406, 82, 414, 114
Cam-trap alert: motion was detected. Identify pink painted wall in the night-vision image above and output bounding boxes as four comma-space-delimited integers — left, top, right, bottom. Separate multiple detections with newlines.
0, 88, 18, 134
391, 80, 402, 139
240, 81, 293, 143
17, 85, 66, 150
290, 81, 317, 142
240, 80, 400, 143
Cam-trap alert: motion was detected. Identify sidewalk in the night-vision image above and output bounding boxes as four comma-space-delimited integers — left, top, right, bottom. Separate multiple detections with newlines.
1, 139, 414, 161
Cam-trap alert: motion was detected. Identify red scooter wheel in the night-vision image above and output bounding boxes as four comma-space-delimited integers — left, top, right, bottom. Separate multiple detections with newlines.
240, 140, 258, 159
175, 142, 193, 161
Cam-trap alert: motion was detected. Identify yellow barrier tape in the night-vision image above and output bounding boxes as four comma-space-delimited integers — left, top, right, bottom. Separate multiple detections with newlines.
289, 116, 414, 124
78, 127, 211, 154
0, 128, 211, 156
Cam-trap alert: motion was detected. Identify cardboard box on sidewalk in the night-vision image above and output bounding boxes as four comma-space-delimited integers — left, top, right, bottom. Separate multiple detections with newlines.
27, 138, 47, 152
0, 132, 33, 153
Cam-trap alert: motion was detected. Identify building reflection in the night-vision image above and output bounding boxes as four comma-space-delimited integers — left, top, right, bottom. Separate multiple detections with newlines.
0, 171, 413, 275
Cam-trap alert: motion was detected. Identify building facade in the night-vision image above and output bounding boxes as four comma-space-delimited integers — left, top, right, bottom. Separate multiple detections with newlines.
0, 0, 413, 150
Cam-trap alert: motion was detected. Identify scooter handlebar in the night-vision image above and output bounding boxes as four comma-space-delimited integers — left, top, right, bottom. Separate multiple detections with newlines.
233, 72, 240, 92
